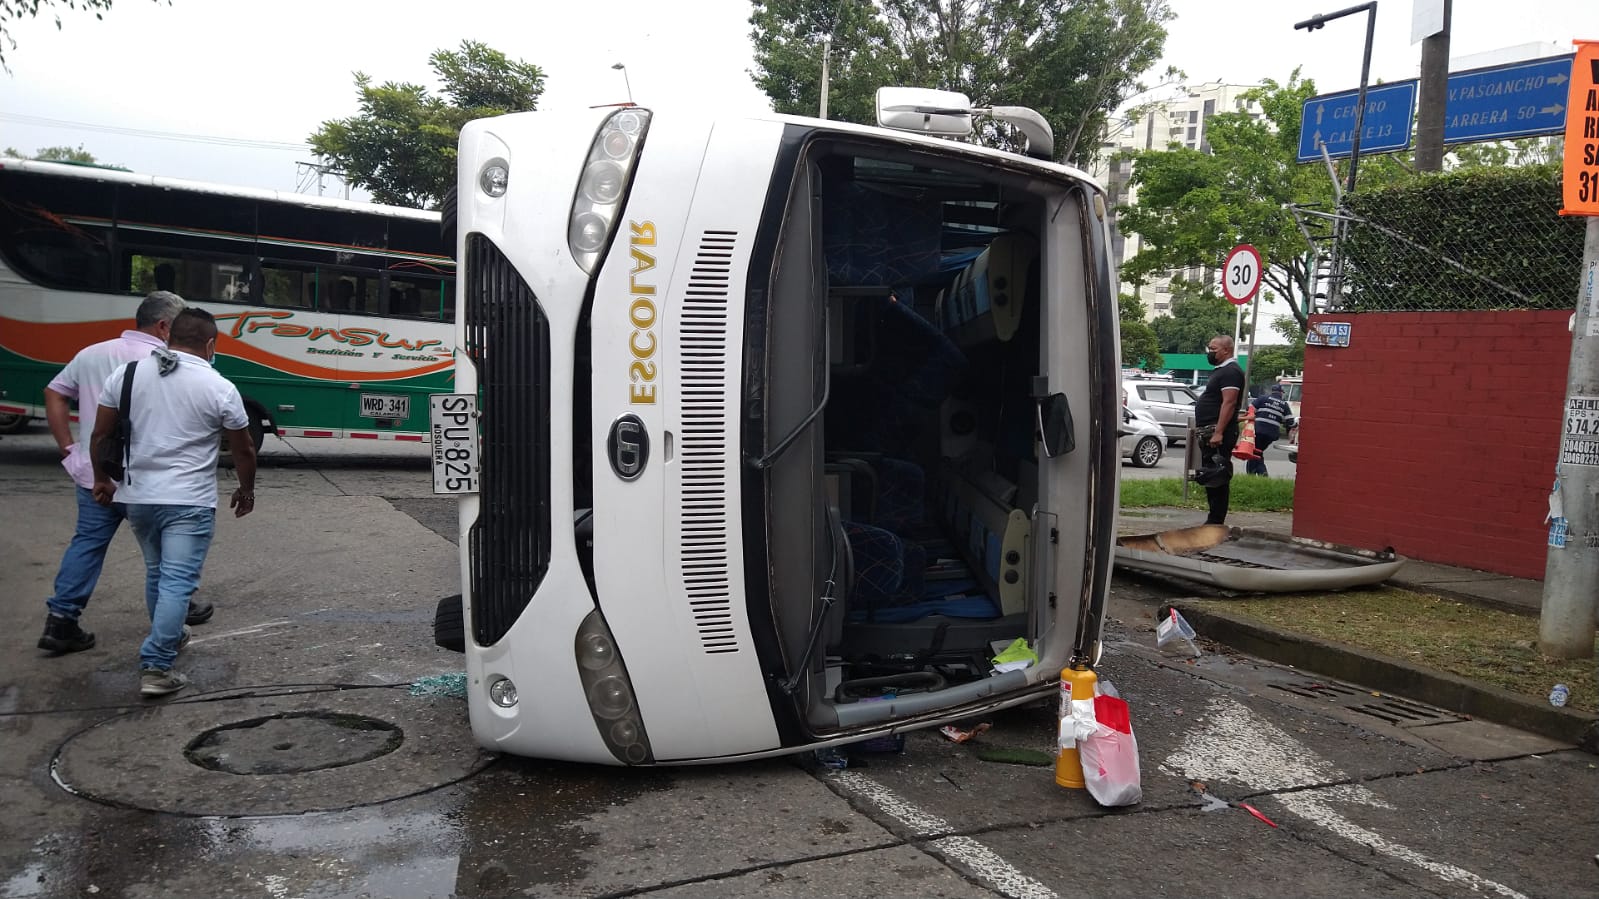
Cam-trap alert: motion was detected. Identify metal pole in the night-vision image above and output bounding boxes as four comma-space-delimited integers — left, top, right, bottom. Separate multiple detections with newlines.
820, 35, 832, 119
1414, 0, 1452, 172
1540, 217, 1599, 659
1244, 289, 1263, 386
1346, 3, 1377, 195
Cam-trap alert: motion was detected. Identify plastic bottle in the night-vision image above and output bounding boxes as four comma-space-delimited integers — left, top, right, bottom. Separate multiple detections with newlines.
1549, 684, 1570, 708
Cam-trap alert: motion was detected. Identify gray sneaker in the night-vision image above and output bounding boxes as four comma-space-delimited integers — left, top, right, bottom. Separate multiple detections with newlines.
177, 625, 192, 653
140, 668, 188, 697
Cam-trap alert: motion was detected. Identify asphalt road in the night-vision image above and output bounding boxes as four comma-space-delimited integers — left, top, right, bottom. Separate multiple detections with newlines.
1, 429, 1591, 899
1122, 441, 1296, 481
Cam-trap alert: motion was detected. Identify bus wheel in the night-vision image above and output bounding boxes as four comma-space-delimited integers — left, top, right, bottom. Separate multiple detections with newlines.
434, 594, 465, 653
243, 401, 270, 451
0, 411, 29, 434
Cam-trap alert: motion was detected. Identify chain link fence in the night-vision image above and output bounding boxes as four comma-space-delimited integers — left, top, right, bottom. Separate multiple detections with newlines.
1316, 165, 1585, 313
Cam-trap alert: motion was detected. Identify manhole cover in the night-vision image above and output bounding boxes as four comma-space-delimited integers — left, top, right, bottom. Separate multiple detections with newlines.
186, 711, 403, 775
1268, 679, 1465, 727
53, 686, 494, 816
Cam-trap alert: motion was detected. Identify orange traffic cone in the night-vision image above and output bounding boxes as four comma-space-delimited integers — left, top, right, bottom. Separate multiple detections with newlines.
1232, 406, 1260, 461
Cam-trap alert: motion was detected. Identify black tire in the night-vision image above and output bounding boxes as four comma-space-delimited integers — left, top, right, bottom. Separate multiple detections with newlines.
434, 594, 465, 653
1131, 436, 1163, 468
1288, 452, 1298, 463
0, 411, 30, 434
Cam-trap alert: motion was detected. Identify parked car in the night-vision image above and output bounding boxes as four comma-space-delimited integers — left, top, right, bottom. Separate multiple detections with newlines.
1122, 376, 1199, 446
1119, 407, 1164, 468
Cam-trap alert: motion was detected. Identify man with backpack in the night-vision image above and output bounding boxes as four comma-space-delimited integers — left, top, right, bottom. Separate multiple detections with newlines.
90, 308, 258, 697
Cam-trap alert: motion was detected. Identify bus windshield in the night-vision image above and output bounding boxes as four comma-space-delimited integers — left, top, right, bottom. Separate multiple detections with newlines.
0, 159, 456, 444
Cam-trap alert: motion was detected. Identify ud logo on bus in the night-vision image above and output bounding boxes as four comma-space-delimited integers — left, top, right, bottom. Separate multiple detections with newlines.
607, 414, 649, 481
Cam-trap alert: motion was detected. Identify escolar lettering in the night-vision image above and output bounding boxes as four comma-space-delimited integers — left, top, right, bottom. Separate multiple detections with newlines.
628, 221, 659, 404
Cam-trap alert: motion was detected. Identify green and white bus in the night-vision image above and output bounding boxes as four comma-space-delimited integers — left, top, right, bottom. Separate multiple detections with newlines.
0, 158, 456, 444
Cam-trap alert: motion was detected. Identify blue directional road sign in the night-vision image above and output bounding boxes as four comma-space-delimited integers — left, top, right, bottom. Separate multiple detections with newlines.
1442, 54, 1574, 144
1298, 81, 1418, 163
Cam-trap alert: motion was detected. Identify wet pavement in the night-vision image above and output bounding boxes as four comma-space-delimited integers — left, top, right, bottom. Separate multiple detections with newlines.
2, 430, 1594, 899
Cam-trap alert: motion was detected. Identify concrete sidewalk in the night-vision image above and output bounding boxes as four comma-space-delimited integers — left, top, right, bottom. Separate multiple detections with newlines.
1118, 506, 1544, 615
1116, 505, 1596, 750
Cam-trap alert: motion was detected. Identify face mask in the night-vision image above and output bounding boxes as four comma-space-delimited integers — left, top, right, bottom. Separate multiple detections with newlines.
1206, 350, 1221, 365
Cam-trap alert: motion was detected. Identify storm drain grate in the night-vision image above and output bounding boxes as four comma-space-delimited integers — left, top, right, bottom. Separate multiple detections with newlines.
1268, 679, 1465, 727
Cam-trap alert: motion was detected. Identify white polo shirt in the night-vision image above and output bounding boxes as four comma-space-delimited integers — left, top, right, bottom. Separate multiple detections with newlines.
99, 350, 249, 508
46, 329, 167, 489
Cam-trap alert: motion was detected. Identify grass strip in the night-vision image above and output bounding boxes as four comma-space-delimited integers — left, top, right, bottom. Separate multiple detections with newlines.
1120, 476, 1294, 512
1187, 587, 1598, 713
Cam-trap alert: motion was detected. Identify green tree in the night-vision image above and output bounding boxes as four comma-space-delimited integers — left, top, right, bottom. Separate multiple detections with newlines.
1, 0, 161, 67
1117, 292, 1161, 370
5, 143, 94, 163
309, 41, 545, 209
1117, 72, 1350, 333
1148, 278, 1244, 354
1244, 315, 1303, 389
748, 0, 1173, 166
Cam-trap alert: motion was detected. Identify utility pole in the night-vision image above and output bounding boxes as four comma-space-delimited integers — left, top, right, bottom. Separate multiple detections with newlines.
1541, 218, 1599, 658
819, 35, 832, 119
1414, 0, 1452, 172
1540, 42, 1599, 659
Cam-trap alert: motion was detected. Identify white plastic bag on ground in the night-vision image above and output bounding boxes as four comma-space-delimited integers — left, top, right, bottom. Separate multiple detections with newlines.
1079, 694, 1142, 807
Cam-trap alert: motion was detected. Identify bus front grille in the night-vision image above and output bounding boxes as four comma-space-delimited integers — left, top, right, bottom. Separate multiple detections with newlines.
679, 230, 740, 654
465, 233, 550, 646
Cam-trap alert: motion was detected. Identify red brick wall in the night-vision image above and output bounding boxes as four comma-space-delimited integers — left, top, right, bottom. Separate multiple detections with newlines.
1293, 310, 1573, 580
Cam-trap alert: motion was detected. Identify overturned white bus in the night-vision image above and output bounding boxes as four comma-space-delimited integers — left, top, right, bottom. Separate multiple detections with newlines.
432, 89, 1122, 764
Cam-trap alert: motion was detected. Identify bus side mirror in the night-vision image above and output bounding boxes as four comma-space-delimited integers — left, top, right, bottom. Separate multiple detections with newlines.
1038, 393, 1075, 458
875, 87, 974, 137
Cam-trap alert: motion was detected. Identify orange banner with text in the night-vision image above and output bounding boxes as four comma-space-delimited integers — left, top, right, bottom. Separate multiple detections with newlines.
1562, 40, 1599, 216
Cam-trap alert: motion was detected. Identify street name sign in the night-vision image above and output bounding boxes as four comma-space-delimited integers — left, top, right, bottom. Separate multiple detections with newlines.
1222, 244, 1262, 305
1305, 321, 1352, 347
1297, 82, 1418, 162
1444, 53, 1576, 144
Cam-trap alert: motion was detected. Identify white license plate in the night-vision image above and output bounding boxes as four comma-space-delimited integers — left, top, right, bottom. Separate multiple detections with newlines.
430, 394, 479, 494
359, 393, 411, 419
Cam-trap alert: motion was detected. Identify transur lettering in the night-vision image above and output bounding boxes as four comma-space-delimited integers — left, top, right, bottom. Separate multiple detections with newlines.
213, 311, 443, 352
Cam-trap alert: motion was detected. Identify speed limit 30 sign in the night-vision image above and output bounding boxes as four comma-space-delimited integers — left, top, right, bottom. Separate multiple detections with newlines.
1223, 244, 1262, 305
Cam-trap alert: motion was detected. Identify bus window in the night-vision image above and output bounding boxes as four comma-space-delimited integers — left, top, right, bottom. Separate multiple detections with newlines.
261, 263, 314, 308
127, 251, 253, 303
0, 170, 116, 291
322, 270, 377, 313
387, 274, 449, 319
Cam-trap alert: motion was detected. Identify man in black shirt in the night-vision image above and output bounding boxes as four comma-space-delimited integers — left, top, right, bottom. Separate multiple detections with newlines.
1192, 335, 1245, 524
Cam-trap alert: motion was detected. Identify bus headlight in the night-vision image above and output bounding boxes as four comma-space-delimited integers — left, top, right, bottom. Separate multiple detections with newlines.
574, 609, 654, 765
587, 676, 633, 718
567, 108, 652, 274
479, 160, 510, 198
488, 676, 519, 708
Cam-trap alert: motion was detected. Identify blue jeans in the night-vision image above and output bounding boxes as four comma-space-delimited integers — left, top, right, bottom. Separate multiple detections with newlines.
125, 504, 216, 671
46, 487, 127, 620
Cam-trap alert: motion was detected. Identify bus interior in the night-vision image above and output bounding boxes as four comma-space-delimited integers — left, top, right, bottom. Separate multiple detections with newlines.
760, 145, 1095, 735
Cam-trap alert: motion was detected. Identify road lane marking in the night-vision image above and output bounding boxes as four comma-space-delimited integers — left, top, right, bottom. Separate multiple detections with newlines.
829, 770, 1057, 899
1163, 697, 1528, 899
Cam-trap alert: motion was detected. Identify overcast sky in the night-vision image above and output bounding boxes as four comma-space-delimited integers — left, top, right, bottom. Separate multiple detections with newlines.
0, 0, 1587, 195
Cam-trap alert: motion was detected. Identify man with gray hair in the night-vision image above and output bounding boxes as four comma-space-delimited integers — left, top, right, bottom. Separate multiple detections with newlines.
37, 291, 203, 654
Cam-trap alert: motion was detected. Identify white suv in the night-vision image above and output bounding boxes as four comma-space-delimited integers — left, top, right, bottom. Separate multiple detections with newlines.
1122, 376, 1199, 446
